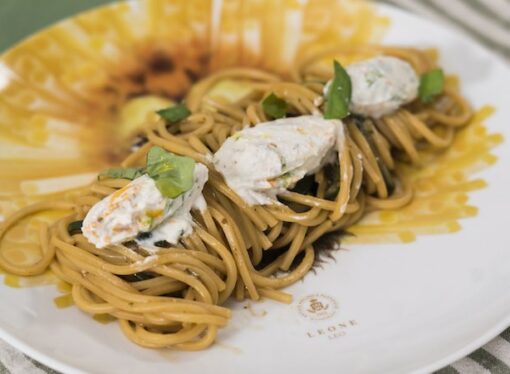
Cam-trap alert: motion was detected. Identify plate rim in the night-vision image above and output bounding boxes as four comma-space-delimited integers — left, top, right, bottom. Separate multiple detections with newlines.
377, 5, 510, 372
0, 2, 509, 374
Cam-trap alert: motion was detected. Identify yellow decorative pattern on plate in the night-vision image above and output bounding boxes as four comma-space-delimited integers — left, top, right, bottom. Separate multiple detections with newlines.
0, 0, 501, 286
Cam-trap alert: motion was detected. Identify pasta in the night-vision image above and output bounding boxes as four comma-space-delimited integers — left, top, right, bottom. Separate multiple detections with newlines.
0, 46, 472, 350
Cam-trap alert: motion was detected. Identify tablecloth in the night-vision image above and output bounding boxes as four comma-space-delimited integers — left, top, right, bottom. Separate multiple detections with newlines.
0, 0, 509, 373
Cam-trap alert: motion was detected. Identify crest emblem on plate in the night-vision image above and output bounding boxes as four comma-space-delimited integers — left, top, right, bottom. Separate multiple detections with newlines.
298, 294, 338, 320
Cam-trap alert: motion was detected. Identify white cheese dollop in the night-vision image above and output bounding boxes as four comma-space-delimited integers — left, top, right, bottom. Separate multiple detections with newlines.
135, 176, 208, 252
213, 115, 344, 206
82, 163, 208, 249
324, 56, 419, 118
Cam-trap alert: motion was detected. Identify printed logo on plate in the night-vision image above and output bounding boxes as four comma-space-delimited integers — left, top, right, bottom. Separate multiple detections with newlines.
297, 294, 338, 320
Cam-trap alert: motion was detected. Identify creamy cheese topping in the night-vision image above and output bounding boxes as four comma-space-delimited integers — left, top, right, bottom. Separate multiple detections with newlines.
324, 56, 419, 118
135, 171, 208, 252
83, 163, 208, 249
213, 115, 344, 206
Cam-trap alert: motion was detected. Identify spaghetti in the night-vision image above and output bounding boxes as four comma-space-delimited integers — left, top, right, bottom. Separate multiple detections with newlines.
0, 46, 472, 350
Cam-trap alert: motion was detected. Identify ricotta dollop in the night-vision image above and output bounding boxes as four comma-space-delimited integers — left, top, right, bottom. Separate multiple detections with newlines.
213, 115, 344, 205
82, 163, 208, 249
324, 56, 419, 118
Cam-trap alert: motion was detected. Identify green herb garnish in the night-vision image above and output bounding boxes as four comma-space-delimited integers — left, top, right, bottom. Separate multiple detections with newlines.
324, 60, 352, 120
145, 146, 196, 198
98, 167, 145, 180
67, 220, 83, 235
156, 103, 191, 123
419, 68, 444, 103
262, 93, 288, 119
97, 147, 196, 199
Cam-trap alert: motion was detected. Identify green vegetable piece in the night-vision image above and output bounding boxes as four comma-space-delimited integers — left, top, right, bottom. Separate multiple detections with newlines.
324, 60, 352, 120
419, 68, 445, 103
379, 163, 395, 195
355, 116, 395, 195
262, 93, 288, 119
156, 103, 191, 123
67, 220, 83, 235
324, 163, 340, 200
145, 146, 196, 198
98, 167, 145, 180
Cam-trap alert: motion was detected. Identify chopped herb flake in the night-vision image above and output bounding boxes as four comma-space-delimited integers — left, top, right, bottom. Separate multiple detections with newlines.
136, 231, 152, 240
154, 240, 171, 248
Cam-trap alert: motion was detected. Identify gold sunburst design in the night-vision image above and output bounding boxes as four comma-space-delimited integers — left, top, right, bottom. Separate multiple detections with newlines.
0, 0, 501, 291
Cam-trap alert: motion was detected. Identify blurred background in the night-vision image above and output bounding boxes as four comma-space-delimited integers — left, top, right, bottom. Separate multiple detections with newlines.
0, 0, 115, 51
0, 0, 508, 59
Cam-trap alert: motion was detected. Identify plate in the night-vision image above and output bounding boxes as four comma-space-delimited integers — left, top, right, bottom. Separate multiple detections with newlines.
0, 1, 509, 373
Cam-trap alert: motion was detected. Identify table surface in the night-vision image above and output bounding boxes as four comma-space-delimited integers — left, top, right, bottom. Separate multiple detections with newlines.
0, 1, 509, 373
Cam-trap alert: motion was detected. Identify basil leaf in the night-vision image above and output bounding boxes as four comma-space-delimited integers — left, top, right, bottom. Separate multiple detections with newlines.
324, 60, 352, 120
262, 93, 288, 119
145, 146, 196, 198
156, 104, 191, 123
419, 68, 444, 103
98, 167, 145, 180
67, 220, 83, 235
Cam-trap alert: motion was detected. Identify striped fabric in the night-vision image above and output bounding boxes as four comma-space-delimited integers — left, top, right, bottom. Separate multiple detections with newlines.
0, 0, 510, 373
0, 340, 48, 374
379, 0, 510, 60
441, 332, 510, 373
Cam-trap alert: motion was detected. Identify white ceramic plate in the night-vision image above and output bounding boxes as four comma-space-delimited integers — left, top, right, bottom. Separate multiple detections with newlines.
1, 3, 510, 374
